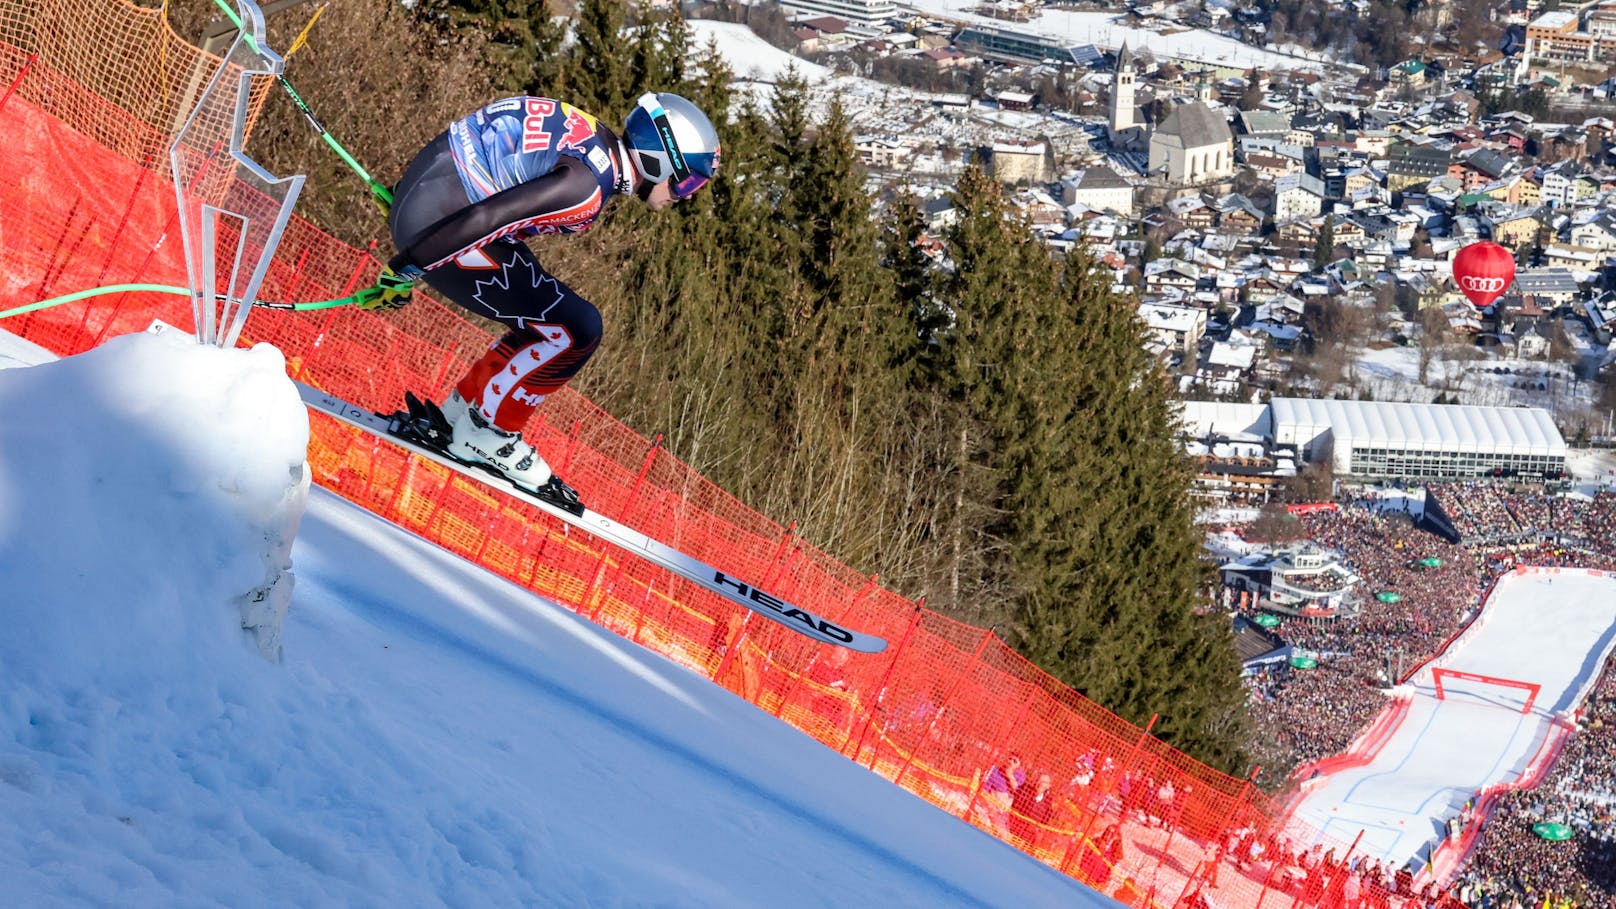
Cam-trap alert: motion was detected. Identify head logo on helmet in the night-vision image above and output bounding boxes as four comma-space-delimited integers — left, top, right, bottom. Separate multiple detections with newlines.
625, 92, 721, 200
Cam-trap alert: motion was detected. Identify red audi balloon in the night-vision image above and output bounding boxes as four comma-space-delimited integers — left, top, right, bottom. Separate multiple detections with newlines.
1453, 241, 1516, 310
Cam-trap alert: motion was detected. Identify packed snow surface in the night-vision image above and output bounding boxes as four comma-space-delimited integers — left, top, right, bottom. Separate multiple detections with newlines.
0, 326, 1112, 908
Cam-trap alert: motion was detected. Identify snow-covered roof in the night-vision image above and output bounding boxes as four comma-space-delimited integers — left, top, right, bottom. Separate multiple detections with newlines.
1207, 342, 1259, 368
1139, 301, 1206, 332
1250, 320, 1302, 341
1269, 398, 1566, 455
1275, 172, 1325, 196
1176, 400, 1269, 437
1514, 267, 1581, 295
1589, 296, 1616, 329
1212, 441, 1266, 459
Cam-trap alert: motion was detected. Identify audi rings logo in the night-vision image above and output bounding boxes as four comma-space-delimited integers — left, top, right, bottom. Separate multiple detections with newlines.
1459, 275, 1507, 294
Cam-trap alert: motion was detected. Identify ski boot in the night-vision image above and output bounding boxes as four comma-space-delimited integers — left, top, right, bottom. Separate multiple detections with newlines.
435, 390, 583, 514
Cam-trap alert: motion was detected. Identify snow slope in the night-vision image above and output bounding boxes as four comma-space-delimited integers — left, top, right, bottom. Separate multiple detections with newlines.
0, 326, 1115, 908
1286, 569, 1616, 871
690, 20, 831, 83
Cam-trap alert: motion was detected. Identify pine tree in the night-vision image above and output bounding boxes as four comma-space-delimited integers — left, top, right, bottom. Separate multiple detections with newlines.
753, 71, 808, 381
926, 163, 1061, 616
411, 0, 563, 95
566, 0, 634, 116
676, 40, 736, 125
628, 9, 691, 96
768, 99, 917, 556
882, 188, 941, 357
1314, 215, 1335, 271
919, 171, 1249, 774
1006, 248, 1249, 772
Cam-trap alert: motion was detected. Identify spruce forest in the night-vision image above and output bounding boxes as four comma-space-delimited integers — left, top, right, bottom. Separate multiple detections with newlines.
171, 0, 1252, 775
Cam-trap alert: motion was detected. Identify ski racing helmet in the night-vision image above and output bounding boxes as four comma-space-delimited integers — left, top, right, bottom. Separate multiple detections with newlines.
624, 92, 720, 200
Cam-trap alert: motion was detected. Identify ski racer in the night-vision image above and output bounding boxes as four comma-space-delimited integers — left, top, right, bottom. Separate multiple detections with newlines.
365, 92, 721, 499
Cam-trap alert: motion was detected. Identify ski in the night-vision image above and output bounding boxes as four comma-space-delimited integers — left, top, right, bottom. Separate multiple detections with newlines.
294, 380, 888, 653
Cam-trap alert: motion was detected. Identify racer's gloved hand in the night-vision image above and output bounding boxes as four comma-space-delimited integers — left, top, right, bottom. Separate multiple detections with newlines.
354, 268, 415, 312
386, 253, 426, 281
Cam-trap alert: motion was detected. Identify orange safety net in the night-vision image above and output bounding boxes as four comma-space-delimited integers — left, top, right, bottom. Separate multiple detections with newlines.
0, 7, 1485, 907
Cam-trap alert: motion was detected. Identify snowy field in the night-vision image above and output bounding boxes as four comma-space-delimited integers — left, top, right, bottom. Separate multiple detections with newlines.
1286, 569, 1616, 871
688, 14, 1292, 150
688, 19, 1100, 161
0, 325, 1116, 907
1352, 343, 1601, 414
1566, 447, 1616, 493
690, 20, 831, 83
897, 0, 1332, 71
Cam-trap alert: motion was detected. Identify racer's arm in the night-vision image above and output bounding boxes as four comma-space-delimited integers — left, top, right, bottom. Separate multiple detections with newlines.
391, 155, 604, 273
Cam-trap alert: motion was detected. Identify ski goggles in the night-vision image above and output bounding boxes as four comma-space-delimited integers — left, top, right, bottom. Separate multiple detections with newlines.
636, 93, 719, 200
670, 167, 712, 200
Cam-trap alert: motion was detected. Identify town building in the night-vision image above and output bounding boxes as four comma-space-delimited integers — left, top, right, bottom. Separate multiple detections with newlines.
1274, 173, 1327, 221
1236, 109, 1291, 140
1387, 142, 1454, 192
1520, 8, 1616, 70
1179, 399, 1569, 480
1269, 399, 1568, 480
1185, 440, 1290, 502
1482, 207, 1541, 248
954, 25, 1102, 67
1220, 546, 1360, 615
1571, 212, 1616, 251
778, 0, 896, 28
855, 136, 911, 170
1061, 165, 1135, 215
1109, 43, 1148, 153
1139, 301, 1207, 355
983, 140, 1054, 185
1513, 267, 1582, 307
1390, 59, 1429, 90
1149, 101, 1235, 184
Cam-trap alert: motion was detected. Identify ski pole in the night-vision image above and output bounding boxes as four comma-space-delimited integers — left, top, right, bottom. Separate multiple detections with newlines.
206, 0, 394, 214
0, 283, 361, 321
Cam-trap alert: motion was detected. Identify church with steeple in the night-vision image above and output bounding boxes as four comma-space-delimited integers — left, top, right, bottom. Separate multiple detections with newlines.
1107, 43, 1148, 153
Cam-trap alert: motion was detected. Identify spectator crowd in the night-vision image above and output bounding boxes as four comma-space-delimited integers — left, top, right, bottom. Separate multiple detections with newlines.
1233, 486, 1616, 907
1242, 496, 1483, 777
1452, 663, 1616, 908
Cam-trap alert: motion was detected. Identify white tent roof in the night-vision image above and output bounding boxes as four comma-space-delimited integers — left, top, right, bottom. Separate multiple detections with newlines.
1269, 398, 1565, 455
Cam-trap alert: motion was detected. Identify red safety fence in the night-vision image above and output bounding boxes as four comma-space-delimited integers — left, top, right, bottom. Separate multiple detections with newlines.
0, 5, 1505, 906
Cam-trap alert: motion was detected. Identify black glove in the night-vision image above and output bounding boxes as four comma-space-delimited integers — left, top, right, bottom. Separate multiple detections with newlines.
354, 268, 416, 312
387, 252, 426, 280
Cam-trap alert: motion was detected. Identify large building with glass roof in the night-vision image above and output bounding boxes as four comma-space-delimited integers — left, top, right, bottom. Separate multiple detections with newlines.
952, 25, 1103, 66
1179, 398, 1568, 481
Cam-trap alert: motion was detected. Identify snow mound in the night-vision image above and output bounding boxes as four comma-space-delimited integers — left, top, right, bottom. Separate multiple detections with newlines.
0, 327, 309, 682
